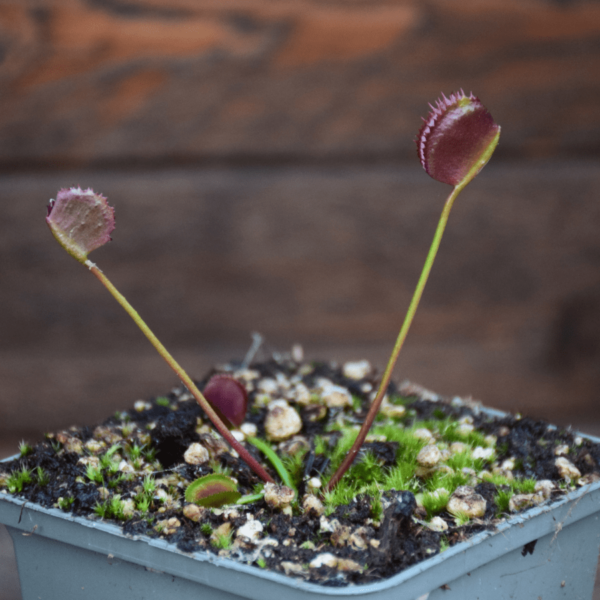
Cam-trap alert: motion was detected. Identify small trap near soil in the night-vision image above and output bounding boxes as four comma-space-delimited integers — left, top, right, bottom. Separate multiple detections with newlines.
2, 357, 600, 586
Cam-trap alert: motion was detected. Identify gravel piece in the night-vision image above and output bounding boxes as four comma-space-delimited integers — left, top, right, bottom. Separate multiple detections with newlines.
183, 443, 210, 465
342, 360, 371, 380
555, 457, 582, 481
509, 492, 545, 512
427, 516, 448, 532
417, 444, 442, 468
302, 494, 325, 516
264, 483, 295, 510
447, 486, 486, 518
321, 385, 353, 408
236, 519, 263, 545
264, 400, 303, 441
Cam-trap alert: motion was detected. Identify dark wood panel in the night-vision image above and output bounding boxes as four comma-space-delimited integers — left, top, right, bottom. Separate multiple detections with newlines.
0, 0, 599, 165
1, 162, 599, 351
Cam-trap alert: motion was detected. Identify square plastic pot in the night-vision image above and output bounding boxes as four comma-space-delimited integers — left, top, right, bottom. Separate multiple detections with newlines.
2, 430, 600, 600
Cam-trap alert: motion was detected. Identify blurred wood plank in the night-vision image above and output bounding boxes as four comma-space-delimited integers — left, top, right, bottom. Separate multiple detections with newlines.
1, 161, 598, 351
0, 0, 599, 166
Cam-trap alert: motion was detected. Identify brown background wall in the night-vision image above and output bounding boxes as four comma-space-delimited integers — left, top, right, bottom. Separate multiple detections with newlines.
1, 0, 600, 445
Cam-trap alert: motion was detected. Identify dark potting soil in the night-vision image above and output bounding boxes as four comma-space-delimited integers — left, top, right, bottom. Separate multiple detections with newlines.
2, 357, 600, 586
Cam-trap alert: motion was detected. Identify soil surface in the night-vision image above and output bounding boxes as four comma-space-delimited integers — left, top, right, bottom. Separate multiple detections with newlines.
2, 356, 600, 586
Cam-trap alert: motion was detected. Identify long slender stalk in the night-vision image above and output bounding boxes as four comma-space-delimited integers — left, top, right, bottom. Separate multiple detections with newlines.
85, 261, 274, 484
324, 184, 463, 493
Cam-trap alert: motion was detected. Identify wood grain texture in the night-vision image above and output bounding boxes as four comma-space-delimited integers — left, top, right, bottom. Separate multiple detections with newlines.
0, 0, 599, 165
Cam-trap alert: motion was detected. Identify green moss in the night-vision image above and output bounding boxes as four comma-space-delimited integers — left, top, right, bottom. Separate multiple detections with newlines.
94, 494, 129, 520
328, 428, 360, 472
432, 408, 447, 420
453, 511, 471, 526
495, 489, 513, 515
281, 447, 308, 489
85, 464, 104, 484
35, 467, 50, 486
57, 496, 75, 511
373, 423, 426, 457
511, 477, 536, 494
313, 436, 328, 455
136, 495, 151, 513
142, 475, 156, 494
370, 494, 383, 522
346, 452, 384, 486
142, 446, 158, 462
388, 395, 412, 406
7, 467, 32, 494
383, 462, 419, 494
107, 473, 127, 489
99, 444, 122, 473
496, 442, 509, 456
121, 424, 135, 437
323, 482, 381, 516
210, 460, 233, 478
444, 450, 483, 473
212, 531, 233, 549
126, 443, 143, 459
323, 485, 356, 514
319, 412, 508, 515
94, 501, 109, 519
155, 396, 170, 407
18, 441, 33, 457
421, 489, 451, 518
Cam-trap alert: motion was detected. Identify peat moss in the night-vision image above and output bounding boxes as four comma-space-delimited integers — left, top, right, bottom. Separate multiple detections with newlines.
1, 357, 600, 586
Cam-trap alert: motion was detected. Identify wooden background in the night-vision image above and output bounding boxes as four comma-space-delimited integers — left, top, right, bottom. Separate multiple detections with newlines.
1, 3, 600, 596
1, 0, 600, 441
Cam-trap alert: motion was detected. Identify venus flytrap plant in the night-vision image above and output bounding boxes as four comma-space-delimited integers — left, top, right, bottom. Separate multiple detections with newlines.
44, 90, 499, 510
46, 188, 273, 486
325, 91, 500, 492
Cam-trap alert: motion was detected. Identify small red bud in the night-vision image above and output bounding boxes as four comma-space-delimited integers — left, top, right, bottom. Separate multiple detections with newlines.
203, 374, 248, 429
417, 91, 500, 187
